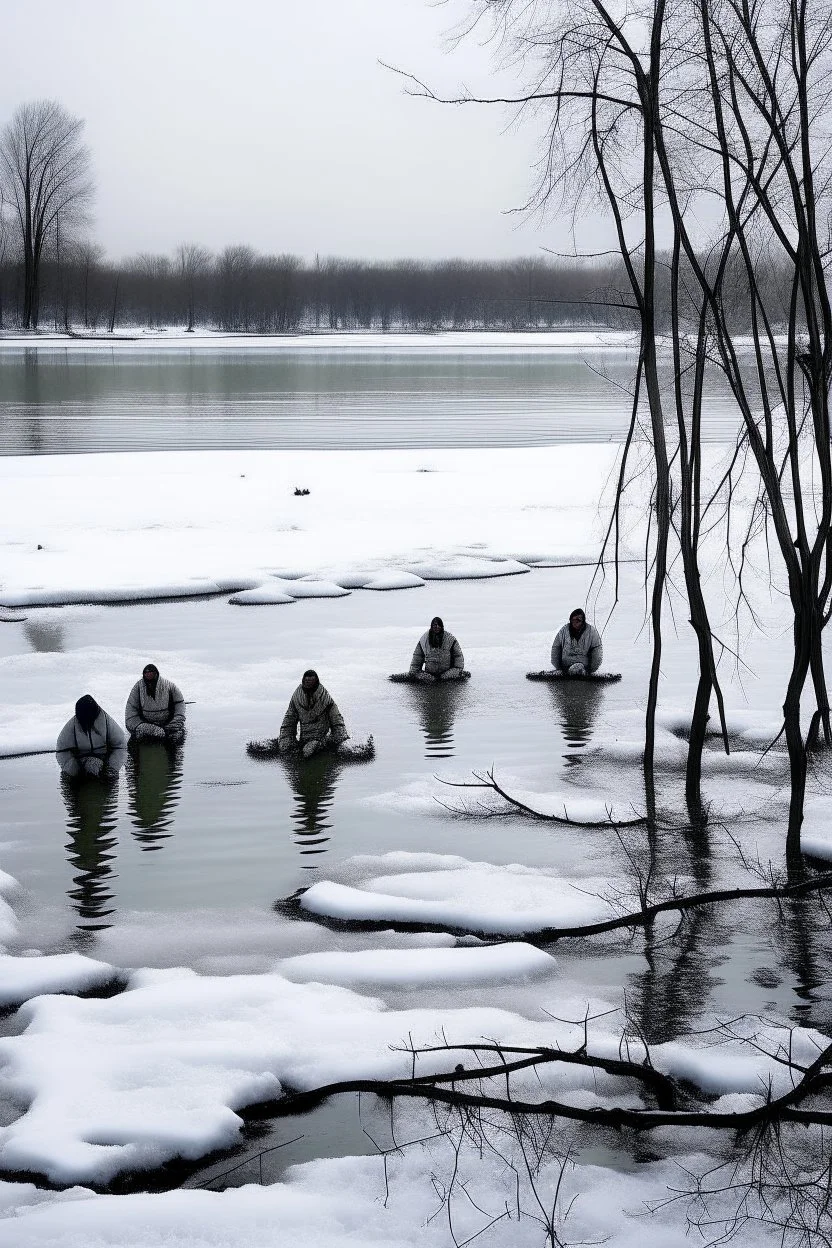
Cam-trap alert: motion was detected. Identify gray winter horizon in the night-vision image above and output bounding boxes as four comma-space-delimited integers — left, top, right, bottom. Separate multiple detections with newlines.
0, 0, 621, 263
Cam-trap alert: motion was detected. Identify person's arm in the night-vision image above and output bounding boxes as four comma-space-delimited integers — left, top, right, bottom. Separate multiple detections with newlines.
451, 637, 464, 669
56, 721, 80, 776
105, 713, 127, 750
124, 683, 143, 734
326, 699, 349, 745
279, 701, 299, 751
409, 639, 425, 674
551, 630, 563, 670
168, 683, 186, 729
588, 627, 603, 673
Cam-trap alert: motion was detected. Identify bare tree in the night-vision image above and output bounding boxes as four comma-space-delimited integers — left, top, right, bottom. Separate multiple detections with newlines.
175, 242, 211, 332
0, 100, 93, 330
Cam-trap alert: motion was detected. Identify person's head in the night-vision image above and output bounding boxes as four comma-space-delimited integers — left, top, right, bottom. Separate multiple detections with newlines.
301, 669, 320, 694
569, 608, 586, 634
429, 616, 444, 643
75, 694, 101, 732
142, 663, 160, 690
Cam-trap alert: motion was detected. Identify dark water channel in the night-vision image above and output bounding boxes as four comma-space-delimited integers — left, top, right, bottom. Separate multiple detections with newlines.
0, 340, 744, 453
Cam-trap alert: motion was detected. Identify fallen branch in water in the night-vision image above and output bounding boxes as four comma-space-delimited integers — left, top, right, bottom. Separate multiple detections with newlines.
289, 868, 832, 943
437, 767, 648, 828
270, 1024, 832, 1133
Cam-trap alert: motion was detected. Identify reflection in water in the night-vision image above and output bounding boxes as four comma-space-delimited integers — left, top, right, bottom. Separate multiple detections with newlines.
23, 618, 66, 653
285, 753, 340, 865
127, 740, 184, 850
405, 683, 466, 759
62, 774, 120, 936
547, 681, 603, 764
780, 895, 826, 1029
22, 349, 47, 454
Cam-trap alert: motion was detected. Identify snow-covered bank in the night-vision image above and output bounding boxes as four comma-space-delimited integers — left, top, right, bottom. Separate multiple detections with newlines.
0, 446, 621, 608
0, 328, 638, 354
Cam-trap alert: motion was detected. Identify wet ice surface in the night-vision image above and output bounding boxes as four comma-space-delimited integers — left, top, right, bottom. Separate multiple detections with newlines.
0, 568, 829, 1040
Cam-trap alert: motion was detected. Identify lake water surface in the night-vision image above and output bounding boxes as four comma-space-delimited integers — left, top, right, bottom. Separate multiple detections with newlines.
0, 337, 742, 453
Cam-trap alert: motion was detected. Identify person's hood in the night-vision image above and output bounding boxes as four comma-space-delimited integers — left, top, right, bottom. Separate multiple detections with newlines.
75, 694, 101, 733
143, 664, 160, 695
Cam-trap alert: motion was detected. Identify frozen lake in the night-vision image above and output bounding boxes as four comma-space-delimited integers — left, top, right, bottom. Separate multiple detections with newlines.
1, 569, 827, 1043
0, 336, 830, 1236
0, 333, 742, 453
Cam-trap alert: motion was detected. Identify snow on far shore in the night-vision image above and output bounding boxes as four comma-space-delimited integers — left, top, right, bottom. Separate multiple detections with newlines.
0, 328, 639, 354
0, 446, 621, 608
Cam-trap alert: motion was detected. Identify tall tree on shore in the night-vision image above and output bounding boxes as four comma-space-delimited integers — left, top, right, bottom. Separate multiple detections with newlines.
0, 100, 93, 330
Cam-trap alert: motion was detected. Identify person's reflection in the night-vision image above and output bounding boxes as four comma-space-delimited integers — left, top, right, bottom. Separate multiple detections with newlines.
547, 682, 603, 765
23, 618, 65, 653
405, 682, 466, 759
127, 739, 184, 851
284, 753, 341, 865
62, 773, 120, 934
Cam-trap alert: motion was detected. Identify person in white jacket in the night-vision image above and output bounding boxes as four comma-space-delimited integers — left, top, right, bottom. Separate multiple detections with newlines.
409, 617, 465, 681
125, 663, 186, 744
550, 609, 603, 676
56, 695, 128, 778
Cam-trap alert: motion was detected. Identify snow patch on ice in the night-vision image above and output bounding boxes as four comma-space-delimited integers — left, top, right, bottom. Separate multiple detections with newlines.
408, 556, 530, 580
278, 943, 556, 987
299, 859, 613, 935
0, 954, 118, 1008
227, 585, 296, 606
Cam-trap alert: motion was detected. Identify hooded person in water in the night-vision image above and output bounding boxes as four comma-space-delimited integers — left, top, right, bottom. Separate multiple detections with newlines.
550, 608, 604, 676
56, 694, 128, 779
409, 617, 465, 681
278, 670, 349, 758
125, 663, 186, 745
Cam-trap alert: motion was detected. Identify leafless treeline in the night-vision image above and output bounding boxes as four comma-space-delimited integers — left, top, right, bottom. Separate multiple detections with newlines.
0, 243, 797, 335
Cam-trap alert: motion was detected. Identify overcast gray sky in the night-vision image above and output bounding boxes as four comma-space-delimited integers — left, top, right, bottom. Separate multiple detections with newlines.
0, 0, 615, 263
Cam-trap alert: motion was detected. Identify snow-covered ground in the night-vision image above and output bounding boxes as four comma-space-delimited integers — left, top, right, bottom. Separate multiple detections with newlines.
0, 446, 620, 609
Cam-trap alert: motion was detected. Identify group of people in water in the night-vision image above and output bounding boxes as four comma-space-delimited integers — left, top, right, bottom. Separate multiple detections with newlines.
55, 609, 603, 779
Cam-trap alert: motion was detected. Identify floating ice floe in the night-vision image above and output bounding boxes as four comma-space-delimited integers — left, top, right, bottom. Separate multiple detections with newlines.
298, 854, 614, 936
407, 556, 530, 580
800, 797, 832, 861
0, 954, 118, 1009
268, 577, 352, 599
277, 943, 555, 988
0, 578, 261, 609
361, 571, 425, 591
0, 872, 19, 949
227, 585, 296, 606
0, 732, 55, 760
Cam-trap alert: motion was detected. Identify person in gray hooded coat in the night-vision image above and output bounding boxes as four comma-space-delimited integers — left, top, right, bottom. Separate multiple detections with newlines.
278, 670, 349, 758
551, 608, 603, 676
56, 695, 128, 778
409, 617, 465, 681
125, 663, 186, 744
